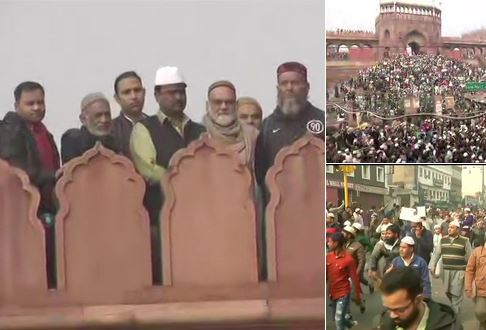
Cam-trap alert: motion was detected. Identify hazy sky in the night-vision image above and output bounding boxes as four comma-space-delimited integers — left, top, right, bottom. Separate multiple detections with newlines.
326, 0, 486, 37
0, 0, 324, 143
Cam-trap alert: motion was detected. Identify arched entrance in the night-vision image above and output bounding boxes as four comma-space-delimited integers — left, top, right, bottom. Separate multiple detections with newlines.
405, 30, 426, 55
408, 41, 421, 55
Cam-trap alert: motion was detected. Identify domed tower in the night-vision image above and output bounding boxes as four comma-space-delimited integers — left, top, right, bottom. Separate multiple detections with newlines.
376, 0, 442, 59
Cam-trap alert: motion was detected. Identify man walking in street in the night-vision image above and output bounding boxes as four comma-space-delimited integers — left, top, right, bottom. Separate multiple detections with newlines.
410, 216, 434, 265
326, 232, 362, 330
470, 220, 486, 248
429, 219, 472, 315
465, 234, 486, 330
388, 236, 432, 300
369, 224, 401, 281
378, 267, 463, 330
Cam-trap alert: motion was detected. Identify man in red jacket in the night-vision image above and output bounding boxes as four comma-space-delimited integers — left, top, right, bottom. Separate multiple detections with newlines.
327, 232, 362, 330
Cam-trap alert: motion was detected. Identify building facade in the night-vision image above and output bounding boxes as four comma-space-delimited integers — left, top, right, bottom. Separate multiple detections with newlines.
326, 165, 387, 208
326, 0, 486, 61
391, 165, 452, 207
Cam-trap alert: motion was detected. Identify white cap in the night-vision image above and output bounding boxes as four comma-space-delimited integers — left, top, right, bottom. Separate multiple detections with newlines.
343, 226, 357, 237
401, 236, 415, 246
465, 208, 471, 212
344, 220, 352, 227
434, 224, 441, 229
328, 212, 335, 218
381, 223, 391, 233
355, 208, 361, 212
352, 222, 363, 231
155, 66, 186, 86
449, 220, 460, 228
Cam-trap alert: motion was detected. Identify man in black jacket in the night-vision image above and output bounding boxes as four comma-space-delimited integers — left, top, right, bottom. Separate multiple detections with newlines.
410, 216, 434, 265
254, 61, 324, 188
111, 71, 147, 159
0, 81, 60, 288
61, 92, 118, 163
378, 267, 462, 330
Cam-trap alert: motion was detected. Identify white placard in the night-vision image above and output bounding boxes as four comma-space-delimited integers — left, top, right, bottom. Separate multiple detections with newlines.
400, 207, 417, 221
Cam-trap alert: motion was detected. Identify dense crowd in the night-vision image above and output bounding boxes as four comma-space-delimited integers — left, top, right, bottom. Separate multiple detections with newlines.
326, 54, 486, 163
326, 202, 486, 329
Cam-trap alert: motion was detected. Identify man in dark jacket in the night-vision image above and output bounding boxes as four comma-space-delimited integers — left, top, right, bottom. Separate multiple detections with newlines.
410, 217, 434, 265
470, 220, 486, 248
111, 71, 147, 158
0, 81, 60, 288
61, 92, 118, 163
254, 61, 324, 190
378, 267, 462, 330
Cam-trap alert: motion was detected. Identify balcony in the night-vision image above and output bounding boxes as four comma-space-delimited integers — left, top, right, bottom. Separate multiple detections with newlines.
0, 136, 324, 329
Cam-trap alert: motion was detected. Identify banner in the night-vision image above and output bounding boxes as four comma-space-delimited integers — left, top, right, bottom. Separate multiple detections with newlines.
400, 207, 417, 221
416, 206, 426, 218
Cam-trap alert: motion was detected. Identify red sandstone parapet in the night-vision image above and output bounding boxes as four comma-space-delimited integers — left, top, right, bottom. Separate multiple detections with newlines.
265, 135, 325, 297
161, 135, 259, 287
0, 159, 47, 306
55, 143, 152, 305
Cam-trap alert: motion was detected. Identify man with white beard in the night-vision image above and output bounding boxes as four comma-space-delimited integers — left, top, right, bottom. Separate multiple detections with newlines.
203, 80, 259, 166
254, 61, 325, 189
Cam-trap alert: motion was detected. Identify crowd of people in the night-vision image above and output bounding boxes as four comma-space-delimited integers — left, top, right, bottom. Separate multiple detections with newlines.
326, 54, 486, 163
326, 202, 486, 330
0, 61, 324, 287
327, 29, 375, 35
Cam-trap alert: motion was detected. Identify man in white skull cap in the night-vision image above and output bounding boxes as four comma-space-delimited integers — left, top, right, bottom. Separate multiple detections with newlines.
429, 219, 472, 314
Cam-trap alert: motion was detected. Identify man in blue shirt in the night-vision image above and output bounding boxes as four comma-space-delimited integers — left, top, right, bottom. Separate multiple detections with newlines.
388, 236, 432, 300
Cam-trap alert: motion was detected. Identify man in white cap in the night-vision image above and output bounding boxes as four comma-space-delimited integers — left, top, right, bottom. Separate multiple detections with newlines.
410, 215, 434, 265
130, 66, 206, 284
388, 236, 432, 300
353, 208, 364, 227
429, 219, 472, 314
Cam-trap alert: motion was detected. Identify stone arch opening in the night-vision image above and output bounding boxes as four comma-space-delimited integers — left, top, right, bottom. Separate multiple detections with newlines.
405, 30, 426, 55
338, 45, 349, 53
384, 29, 390, 40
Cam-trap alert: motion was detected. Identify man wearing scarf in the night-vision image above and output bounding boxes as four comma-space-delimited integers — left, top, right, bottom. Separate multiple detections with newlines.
0, 81, 60, 288
203, 81, 258, 166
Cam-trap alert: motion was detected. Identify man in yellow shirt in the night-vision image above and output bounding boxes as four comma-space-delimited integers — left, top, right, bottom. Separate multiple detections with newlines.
130, 66, 205, 283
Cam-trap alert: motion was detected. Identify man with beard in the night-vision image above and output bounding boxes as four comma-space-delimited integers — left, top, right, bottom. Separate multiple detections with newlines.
237, 96, 263, 130
378, 267, 462, 330
470, 220, 486, 248
369, 224, 401, 282
130, 66, 206, 284
388, 236, 432, 301
203, 81, 259, 166
429, 219, 472, 315
61, 93, 118, 163
254, 61, 324, 191
112, 71, 147, 158
410, 216, 434, 265
326, 232, 362, 330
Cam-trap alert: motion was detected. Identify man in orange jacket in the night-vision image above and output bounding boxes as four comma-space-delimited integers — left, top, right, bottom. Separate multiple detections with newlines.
465, 235, 486, 330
